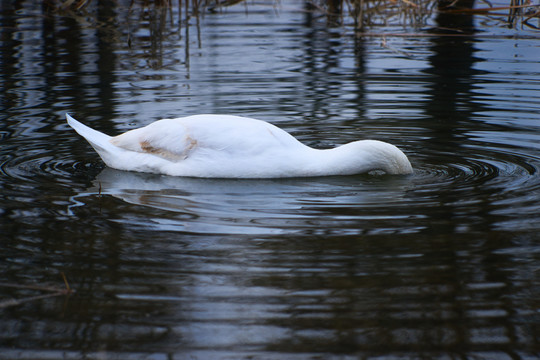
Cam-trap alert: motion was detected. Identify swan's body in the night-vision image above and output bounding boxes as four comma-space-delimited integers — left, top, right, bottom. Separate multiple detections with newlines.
66, 114, 413, 178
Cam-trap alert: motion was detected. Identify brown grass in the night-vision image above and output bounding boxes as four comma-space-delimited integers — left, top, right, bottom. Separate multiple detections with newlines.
0, 273, 73, 309
49, 0, 540, 30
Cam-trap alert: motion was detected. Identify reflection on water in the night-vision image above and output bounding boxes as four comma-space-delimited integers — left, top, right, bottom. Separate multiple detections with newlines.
76, 168, 418, 235
1, 0, 540, 359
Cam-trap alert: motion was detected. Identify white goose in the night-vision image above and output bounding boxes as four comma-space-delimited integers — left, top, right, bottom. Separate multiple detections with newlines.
66, 113, 413, 178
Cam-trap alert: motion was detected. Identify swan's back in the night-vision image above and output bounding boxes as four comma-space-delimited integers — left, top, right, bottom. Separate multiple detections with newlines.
111, 115, 306, 159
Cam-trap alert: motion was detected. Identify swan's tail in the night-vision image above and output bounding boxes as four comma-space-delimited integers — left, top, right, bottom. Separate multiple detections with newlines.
66, 113, 112, 147
66, 113, 122, 167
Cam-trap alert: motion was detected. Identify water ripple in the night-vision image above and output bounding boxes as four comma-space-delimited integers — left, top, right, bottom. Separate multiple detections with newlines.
1, 119, 539, 237
413, 143, 539, 191
0, 150, 92, 184
57, 135, 540, 236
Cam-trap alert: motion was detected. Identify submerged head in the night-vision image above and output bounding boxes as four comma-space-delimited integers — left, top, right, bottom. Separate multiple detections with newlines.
361, 140, 413, 175
334, 140, 413, 175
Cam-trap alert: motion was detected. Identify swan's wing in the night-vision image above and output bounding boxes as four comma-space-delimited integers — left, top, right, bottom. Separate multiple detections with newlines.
110, 115, 305, 162
186, 115, 305, 152
110, 119, 198, 161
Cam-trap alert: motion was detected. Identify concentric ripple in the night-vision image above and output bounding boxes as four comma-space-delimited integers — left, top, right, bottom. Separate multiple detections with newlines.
414, 151, 536, 190
2, 119, 539, 237
53, 133, 540, 237
0, 148, 97, 184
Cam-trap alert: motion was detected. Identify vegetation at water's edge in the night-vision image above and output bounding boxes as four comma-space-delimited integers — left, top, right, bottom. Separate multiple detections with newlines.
48, 0, 540, 31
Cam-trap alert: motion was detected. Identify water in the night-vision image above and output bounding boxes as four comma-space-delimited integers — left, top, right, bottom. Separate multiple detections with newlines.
1, 0, 540, 358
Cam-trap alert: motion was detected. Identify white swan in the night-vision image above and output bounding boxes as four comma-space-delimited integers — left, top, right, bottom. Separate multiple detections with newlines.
66, 113, 413, 178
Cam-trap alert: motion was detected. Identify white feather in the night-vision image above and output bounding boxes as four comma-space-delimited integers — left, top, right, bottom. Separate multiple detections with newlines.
66, 113, 413, 178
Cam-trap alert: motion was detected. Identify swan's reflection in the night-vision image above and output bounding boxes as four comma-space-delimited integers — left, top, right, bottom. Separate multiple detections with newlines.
93, 167, 310, 209
83, 168, 347, 235
70, 168, 411, 235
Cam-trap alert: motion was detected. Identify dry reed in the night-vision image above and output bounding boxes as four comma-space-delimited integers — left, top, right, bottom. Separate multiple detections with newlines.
49, 0, 540, 31
0, 273, 73, 309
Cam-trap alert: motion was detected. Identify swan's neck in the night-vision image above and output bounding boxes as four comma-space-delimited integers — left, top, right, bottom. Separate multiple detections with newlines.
307, 140, 413, 176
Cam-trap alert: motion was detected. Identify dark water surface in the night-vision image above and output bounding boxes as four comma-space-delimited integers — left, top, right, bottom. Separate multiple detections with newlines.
1, 1, 540, 359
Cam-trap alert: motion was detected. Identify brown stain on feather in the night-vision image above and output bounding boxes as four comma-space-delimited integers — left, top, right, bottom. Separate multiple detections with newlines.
139, 136, 198, 161
140, 140, 159, 153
